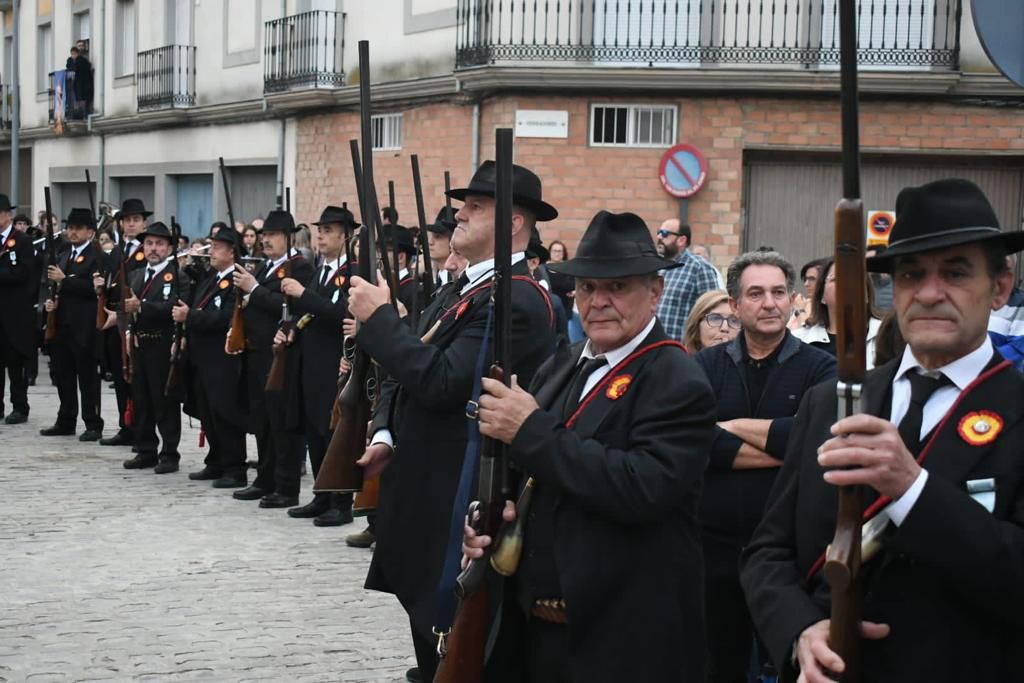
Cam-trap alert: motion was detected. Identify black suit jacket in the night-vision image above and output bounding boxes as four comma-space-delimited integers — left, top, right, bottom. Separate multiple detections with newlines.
54, 242, 103, 349
128, 262, 193, 334
360, 261, 556, 638
503, 322, 715, 682
245, 255, 315, 351
741, 355, 1024, 682
0, 229, 39, 356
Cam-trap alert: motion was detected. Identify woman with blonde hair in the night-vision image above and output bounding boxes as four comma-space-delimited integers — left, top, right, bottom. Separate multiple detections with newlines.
684, 289, 740, 352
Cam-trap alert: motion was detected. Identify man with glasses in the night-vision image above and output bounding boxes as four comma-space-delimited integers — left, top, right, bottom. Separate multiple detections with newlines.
695, 250, 836, 682
654, 219, 721, 342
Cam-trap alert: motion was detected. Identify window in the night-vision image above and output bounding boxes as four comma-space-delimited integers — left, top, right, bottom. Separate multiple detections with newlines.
372, 113, 403, 151
590, 104, 677, 147
36, 22, 53, 92
114, 0, 136, 77
73, 10, 91, 42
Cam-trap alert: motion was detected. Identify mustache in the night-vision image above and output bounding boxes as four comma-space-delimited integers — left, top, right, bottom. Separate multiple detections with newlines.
904, 304, 958, 322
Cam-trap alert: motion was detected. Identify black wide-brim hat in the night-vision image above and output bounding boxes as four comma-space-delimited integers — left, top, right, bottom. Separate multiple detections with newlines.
426, 207, 457, 235
447, 161, 558, 222
260, 209, 298, 233
65, 208, 96, 230
0, 194, 16, 211
867, 178, 1024, 273
119, 198, 153, 218
550, 211, 679, 279
138, 221, 173, 241
526, 226, 550, 263
210, 228, 241, 250
314, 203, 360, 228
383, 224, 416, 256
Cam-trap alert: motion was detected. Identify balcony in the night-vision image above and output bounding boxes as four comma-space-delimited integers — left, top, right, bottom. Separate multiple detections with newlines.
455, 0, 961, 71
264, 10, 345, 93
48, 70, 91, 131
0, 83, 12, 130
137, 45, 196, 110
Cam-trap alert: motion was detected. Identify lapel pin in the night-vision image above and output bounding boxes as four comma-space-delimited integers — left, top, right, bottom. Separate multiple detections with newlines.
606, 374, 633, 400
958, 410, 1003, 446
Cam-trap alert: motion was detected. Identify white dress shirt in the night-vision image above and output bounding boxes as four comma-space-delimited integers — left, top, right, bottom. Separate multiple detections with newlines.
576, 317, 657, 401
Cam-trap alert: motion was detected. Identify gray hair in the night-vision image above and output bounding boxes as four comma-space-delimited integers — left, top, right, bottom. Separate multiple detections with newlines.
726, 250, 796, 300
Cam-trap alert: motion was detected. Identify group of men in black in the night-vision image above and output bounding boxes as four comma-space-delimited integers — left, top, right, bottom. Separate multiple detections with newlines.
1, 161, 1023, 683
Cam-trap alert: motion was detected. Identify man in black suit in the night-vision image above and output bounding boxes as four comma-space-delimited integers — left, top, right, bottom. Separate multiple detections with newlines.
381, 223, 420, 316
41, 209, 103, 440
0, 195, 37, 424
741, 179, 1024, 682
348, 161, 558, 682
464, 210, 716, 682
230, 210, 314, 508
177, 229, 249, 488
120, 222, 192, 473
98, 198, 152, 448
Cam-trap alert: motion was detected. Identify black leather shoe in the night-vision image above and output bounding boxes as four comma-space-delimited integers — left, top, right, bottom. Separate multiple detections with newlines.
233, 486, 270, 501
78, 429, 102, 442
4, 412, 28, 425
406, 668, 422, 683
153, 459, 179, 474
188, 467, 222, 481
345, 527, 376, 548
123, 455, 158, 469
314, 507, 354, 527
259, 492, 299, 509
287, 498, 329, 519
212, 473, 247, 489
40, 424, 75, 436
99, 431, 134, 447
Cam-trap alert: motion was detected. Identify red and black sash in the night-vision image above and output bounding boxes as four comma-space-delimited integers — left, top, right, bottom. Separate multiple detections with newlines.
196, 276, 228, 309
436, 276, 555, 329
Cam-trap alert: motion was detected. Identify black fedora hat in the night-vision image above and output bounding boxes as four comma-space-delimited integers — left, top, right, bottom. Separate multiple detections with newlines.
525, 226, 550, 263
383, 224, 416, 256
66, 208, 96, 230
313, 203, 360, 228
12, 213, 30, 225
138, 221, 173, 242
867, 178, 1024, 272
0, 194, 16, 211
118, 198, 153, 218
260, 209, 297, 233
210, 227, 241, 250
447, 161, 558, 222
550, 211, 678, 279
426, 207, 457, 235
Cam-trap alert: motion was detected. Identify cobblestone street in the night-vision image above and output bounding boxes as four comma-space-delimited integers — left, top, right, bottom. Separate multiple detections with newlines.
0, 373, 415, 682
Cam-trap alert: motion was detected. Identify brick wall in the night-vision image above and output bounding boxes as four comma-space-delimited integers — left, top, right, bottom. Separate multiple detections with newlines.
295, 94, 1024, 271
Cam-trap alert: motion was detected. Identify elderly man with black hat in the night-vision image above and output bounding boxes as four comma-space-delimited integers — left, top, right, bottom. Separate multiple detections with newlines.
176, 228, 250, 488
276, 203, 359, 526
0, 193, 36, 424
462, 210, 716, 682
96, 198, 153, 448
41, 208, 104, 441
119, 221, 192, 473
346, 160, 558, 682
230, 209, 314, 508
742, 178, 1024, 683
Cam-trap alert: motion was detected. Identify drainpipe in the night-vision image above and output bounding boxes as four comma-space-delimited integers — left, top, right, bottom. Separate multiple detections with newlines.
277, 117, 285, 209
88, 0, 106, 200
470, 102, 480, 175
10, 0, 19, 205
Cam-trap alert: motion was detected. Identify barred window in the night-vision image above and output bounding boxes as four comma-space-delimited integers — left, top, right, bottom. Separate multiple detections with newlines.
372, 113, 403, 151
591, 104, 676, 148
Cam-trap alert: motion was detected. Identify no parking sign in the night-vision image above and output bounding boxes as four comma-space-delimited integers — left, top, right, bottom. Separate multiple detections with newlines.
867, 210, 895, 247
659, 144, 708, 199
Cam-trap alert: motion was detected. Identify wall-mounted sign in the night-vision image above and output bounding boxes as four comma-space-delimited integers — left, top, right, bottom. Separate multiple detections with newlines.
659, 144, 708, 199
514, 110, 569, 139
867, 210, 896, 247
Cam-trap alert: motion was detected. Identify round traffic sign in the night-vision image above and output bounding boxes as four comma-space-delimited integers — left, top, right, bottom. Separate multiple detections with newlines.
659, 144, 708, 199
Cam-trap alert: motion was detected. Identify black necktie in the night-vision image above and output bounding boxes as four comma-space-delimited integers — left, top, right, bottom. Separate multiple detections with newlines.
320, 264, 331, 288
455, 272, 470, 291
898, 371, 950, 455
145, 267, 155, 284
563, 357, 609, 418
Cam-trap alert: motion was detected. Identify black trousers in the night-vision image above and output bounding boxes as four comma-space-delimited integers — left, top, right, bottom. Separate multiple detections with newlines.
50, 330, 102, 431
131, 338, 181, 459
305, 418, 353, 509
525, 618, 571, 683
411, 617, 440, 683
263, 388, 305, 497
194, 370, 246, 476
247, 349, 275, 491
704, 535, 757, 683
0, 330, 28, 415
104, 327, 134, 436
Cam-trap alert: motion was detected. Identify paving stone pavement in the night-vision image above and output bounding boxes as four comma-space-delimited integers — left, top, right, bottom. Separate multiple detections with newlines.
0, 374, 416, 683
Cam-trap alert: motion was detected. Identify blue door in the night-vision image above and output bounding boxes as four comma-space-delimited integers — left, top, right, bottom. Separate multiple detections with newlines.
175, 174, 213, 240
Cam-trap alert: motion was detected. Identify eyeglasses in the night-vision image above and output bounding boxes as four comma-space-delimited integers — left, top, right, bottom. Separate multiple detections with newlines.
657, 229, 682, 238
703, 313, 741, 329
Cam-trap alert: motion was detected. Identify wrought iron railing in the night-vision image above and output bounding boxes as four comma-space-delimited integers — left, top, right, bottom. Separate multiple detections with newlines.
0, 83, 12, 130
455, 0, 961, 69
137, 45, 196, 109
264, 10, 345, 92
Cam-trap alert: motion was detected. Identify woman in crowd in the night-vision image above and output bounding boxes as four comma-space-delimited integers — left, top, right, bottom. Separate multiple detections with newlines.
242, 224, 261, 258
684, 289, 740, 352
789, 257, 827, 330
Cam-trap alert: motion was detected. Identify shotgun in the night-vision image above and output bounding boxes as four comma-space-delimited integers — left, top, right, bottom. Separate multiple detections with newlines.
165, 217, 185, 396
221, 157, 247, 354
42, 187, 58, 343
265, 223, 293, 392
411, 154, 434, 301
823, 1, 867, 681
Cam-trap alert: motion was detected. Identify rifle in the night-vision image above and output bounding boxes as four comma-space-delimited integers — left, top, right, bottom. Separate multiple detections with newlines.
221, 157, 247, 354
433, 127, 515, 683
313, 40, 381, 496
85, 170, 109, 330
823, 1, 867, 681
264, 223, 294, 392
42, 187, 59, 343
116, 241, 132, 384
165, 217, 185, 396
411, 154, 434, 301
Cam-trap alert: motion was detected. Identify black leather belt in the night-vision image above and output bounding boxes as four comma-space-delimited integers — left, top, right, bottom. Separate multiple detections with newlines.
531, 599, 568, 625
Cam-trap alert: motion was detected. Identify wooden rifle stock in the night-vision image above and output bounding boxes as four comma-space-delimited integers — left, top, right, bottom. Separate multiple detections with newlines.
314, 343, 371, 493
433, 583, 488, 683
226, 288, 246, 354
95, 278, 109, 329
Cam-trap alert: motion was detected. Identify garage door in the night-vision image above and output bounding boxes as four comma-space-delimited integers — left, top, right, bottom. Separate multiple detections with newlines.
744, 154, 1024, 273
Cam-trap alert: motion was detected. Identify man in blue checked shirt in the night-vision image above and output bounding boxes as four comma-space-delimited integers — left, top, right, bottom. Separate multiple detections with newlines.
655, 219, 723, 343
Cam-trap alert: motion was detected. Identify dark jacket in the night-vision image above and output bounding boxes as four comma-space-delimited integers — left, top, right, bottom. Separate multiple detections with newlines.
504, 322, 715, 682
696, 332, 836, 546
0, 228, 39, 356
54, 241, 103, 350
127, 262, 192, 334
741, 355, 1024, 683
